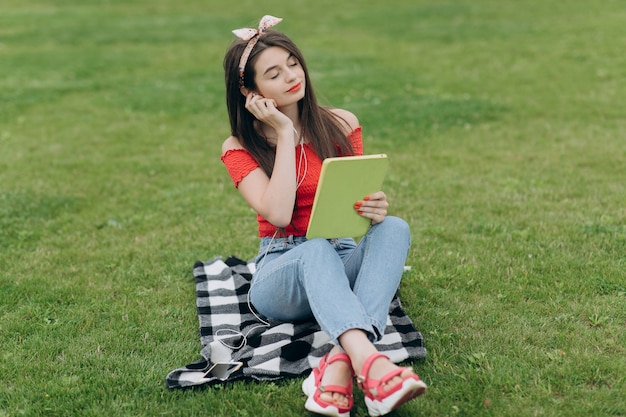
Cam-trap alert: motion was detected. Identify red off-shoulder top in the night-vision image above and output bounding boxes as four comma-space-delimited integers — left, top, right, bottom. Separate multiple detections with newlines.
221, 127, 363, 237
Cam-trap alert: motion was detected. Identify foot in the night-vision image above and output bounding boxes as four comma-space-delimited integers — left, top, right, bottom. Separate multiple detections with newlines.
356, 353, 426, 416
302, 347, 354, 417
365, 356, 417, 396
318, 348, 353, 408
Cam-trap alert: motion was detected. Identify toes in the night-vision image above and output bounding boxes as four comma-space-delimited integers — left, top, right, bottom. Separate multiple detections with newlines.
381, 368, 417, 391
334, 392, 349, 407
319, 391, 348, 408
319, 391, 333, 404
400, 367, 417, 379
381, 375, 402, 391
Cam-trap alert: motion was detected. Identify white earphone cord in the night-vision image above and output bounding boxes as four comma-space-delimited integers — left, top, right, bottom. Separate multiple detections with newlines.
217, 130, 308, 350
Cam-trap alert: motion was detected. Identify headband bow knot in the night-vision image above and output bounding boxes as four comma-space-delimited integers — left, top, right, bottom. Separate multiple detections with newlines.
232, 15, 283, 85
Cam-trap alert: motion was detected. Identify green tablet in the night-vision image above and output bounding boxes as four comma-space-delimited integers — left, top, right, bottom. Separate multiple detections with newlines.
306, 154, 388, 239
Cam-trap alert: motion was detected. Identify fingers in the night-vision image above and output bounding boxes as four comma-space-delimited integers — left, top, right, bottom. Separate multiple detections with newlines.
354, 191, 388, 225
365, 191, 386, 202
245, 92, 277, 119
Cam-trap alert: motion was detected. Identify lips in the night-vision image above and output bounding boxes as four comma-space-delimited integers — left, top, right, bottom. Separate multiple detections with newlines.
287, 82, 302, 93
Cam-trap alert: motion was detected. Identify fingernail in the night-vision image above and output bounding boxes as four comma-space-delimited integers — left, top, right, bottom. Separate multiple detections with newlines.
363, 196, 370, 201
354, 202, 362, 209
357, 210, 363, 215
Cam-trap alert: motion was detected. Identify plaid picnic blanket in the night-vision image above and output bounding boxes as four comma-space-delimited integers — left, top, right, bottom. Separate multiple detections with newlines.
165, 256, 426, 389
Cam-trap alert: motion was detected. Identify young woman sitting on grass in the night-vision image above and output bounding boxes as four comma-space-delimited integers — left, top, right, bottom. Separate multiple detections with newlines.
220, 15, 427, 417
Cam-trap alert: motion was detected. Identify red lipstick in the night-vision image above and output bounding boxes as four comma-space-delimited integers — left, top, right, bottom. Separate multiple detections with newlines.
287, 82, 302, 93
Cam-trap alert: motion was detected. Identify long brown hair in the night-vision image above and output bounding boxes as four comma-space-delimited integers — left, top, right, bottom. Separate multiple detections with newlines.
224, 30, 353, 176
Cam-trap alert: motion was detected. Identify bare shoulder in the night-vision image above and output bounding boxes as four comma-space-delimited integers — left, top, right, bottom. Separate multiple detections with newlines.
329, 108, 360, 133
221, 135, 244, 156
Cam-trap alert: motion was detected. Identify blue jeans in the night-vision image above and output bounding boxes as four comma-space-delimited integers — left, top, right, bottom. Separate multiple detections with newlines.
249, 216, 411, 344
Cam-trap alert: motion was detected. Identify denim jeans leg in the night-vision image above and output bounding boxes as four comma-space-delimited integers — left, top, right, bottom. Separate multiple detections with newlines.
250, 238, 376, 343
341, 216, 412, 341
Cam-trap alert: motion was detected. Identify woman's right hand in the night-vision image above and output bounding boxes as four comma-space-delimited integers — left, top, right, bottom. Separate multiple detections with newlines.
245, 92, 293, 135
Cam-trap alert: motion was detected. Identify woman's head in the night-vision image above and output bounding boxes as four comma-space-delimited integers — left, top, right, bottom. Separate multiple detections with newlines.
223, 18, 353, 178
224, 31, 317, 134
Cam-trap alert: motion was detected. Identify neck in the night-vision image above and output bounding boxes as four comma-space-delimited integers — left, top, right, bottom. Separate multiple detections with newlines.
277, 102, 303, 146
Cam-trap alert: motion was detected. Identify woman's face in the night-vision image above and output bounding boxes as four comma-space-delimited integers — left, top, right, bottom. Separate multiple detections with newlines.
252, 46, 306, 107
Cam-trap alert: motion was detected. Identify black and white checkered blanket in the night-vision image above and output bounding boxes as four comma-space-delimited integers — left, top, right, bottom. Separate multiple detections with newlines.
165, 256, 426, 389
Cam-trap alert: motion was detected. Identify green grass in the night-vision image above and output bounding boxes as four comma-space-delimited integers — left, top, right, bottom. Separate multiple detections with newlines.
1, 0, 625, 416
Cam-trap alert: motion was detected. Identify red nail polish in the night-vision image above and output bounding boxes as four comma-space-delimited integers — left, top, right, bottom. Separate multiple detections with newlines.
354, 202, 362, 209
363, 196, 370, 201
357, 210, 363, 215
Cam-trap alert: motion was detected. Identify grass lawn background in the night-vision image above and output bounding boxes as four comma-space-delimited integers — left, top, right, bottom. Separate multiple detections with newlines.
1, 0, 624, 416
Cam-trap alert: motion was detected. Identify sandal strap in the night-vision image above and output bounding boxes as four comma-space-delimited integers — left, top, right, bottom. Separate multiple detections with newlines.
316, 352, 352, 381
377, 367, 405, 386
314, 352, 354, 394
323, 352, 352, 368
357, 353, 414, 399
356, 352, 388, 388
318, 384, 352, 397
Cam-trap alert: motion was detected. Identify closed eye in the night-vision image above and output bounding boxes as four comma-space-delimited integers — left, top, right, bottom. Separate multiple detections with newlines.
263, 54, 299, 79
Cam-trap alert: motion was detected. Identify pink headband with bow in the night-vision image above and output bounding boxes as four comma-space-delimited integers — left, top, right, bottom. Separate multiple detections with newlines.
232, 15, 283, 86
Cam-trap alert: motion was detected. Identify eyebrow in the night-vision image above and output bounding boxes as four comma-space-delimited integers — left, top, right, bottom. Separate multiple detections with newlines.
263, 53, 296, 76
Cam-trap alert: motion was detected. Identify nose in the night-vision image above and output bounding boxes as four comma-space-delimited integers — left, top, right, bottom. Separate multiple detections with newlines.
285, 66, 297, 82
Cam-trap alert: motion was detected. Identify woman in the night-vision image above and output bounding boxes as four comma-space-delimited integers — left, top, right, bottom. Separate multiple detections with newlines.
221, 15, 426, 417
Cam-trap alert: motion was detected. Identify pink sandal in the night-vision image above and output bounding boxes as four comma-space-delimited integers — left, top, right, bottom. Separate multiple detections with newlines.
301, 353, 354, 417
356, 353, 426, 416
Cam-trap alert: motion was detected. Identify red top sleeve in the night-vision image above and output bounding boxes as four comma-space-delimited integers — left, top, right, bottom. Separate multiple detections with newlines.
347, 126, 363, 156
221, 149, 260, 188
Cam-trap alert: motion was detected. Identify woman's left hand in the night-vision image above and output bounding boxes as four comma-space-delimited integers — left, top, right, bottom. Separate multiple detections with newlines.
354, 191, 388, 225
